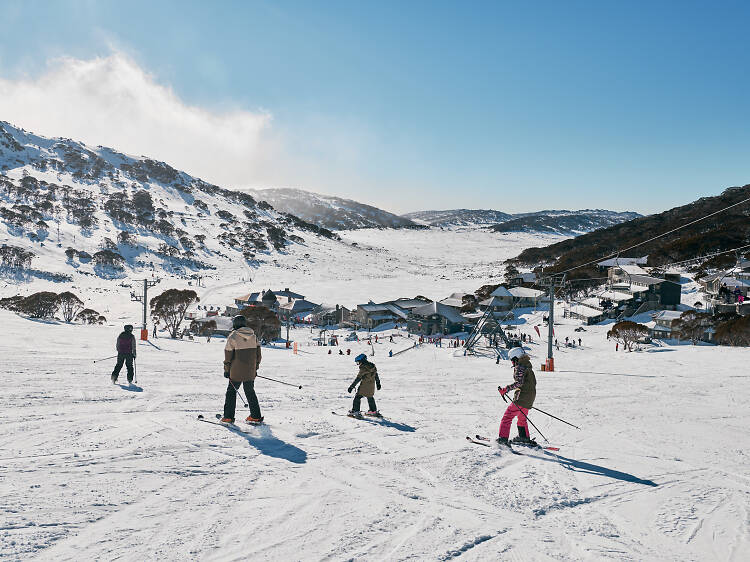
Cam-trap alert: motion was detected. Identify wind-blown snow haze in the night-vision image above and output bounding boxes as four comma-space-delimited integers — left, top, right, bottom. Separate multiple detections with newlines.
0, 52, 280, 189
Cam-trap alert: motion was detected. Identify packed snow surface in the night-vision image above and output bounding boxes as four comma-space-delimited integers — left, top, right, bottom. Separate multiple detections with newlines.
1, 308, 748, 560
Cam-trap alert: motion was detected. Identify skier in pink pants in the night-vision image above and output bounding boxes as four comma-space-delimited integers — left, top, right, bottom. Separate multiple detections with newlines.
497, 347, 537, 447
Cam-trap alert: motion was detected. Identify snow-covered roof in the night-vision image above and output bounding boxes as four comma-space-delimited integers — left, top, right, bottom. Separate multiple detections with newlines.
617, 264, 649, 275
508, 287, 544, 298
411, 301, 466, 324
567, 304, 603, 318
490, 286, 513, 298
597, 290, 633, 301
390, 298, 432, 310
653, 310, 683, 321
279, 299, 320, 313
274, 289, 305, 300
358, 303, 409, 319
598, 256, 648, 267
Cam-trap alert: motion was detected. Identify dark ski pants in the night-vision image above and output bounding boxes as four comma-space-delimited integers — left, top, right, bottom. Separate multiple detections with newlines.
223, 380, 261, 420
352, 394, 377, 412
112, 354, 134, 382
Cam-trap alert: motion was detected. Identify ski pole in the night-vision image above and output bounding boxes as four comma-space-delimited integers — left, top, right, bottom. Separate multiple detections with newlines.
255, 374, 302, 389
531, 406, 580, 430
93, 355, 118, 363
133, 357, 138, 385
501, 391, 549, 443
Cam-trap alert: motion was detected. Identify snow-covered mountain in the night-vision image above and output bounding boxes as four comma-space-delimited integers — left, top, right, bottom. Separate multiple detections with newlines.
0, 121, 338, 281
401, 209, 513, 227
403, 207, 641, 233
490, 209, 642, 234
246, 188, 423, 230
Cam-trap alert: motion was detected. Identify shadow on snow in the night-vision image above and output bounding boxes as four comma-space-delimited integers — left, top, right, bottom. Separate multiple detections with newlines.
535, 451, 658, 487
223, 423, 307, 464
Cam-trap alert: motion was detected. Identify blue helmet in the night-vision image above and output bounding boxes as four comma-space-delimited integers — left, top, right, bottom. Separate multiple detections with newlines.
354, 353, 367, 363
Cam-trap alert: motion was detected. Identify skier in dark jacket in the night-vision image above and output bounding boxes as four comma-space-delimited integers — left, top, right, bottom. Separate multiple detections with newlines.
347, 353, 381, 417
111, 325, 137, 384
497, 346, 536, 447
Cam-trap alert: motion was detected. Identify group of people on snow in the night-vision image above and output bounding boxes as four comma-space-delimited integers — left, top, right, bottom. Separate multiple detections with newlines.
109, 316, 536, 447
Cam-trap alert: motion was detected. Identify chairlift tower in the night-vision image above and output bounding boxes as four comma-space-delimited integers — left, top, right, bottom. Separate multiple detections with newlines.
538, 273, 566, 371
130, 277, 161, 338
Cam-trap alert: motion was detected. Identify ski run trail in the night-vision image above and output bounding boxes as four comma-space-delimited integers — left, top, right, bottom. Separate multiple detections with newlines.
1, 308, 748, 561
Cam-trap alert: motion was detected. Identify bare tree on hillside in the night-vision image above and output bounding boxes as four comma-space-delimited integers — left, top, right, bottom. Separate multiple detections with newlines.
150, 289, 199, 338
58, 291, 84, 323
607, 321, 650, 351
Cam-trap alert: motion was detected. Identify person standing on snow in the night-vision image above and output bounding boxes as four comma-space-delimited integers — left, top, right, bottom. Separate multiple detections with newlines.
347, 353, 381, 417
219, 315, 263, 424
111, 324, 136, 384
497, 347, 536, 447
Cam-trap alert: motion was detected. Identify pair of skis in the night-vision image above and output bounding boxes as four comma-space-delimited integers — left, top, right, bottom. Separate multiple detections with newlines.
197, 413, 264, 434
466, 434, 560, 452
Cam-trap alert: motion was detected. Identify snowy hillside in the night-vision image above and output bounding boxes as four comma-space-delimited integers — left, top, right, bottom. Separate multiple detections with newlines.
247, 187, 422, 230
402, 208, 513, 227
404, 208, 641, 233
2, 304, 748, 560
0, 120, 339, 282
490, 209, 642, 234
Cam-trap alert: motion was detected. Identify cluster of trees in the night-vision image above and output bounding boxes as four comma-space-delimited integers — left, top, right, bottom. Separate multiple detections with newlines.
673, 310, 750, 346
150, 289, 199, 338
238, 306, 281, 344
0, 290, 105, 323
0, 244, 35, 268
92, 249, 125, 269
607, 321, 650, 351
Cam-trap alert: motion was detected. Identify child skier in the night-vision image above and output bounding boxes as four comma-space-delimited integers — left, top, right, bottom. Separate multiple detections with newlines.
497, 346, 537, 447
111, 324, 136, 384
220, 315, 263, 424
347, 353, 381, 418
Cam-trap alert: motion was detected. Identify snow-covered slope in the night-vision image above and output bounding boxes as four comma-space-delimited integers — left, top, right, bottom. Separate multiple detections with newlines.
402, 208, 513, 227
0, 120, 337, 283
404, 208, 642, 234
490, 209, 642, 234
1, 305, 747, 560
247, 187, 422, 230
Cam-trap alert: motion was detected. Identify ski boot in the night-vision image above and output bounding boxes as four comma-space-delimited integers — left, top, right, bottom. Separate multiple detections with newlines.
245, 415, 264, 424
495, 436, 512, 449
364, 410, 382, 418
511, 435, 539, 447
511, 427, 539, 447
347, 410, 363, 419
111, 374, 117, 384
219, 417, 235, 424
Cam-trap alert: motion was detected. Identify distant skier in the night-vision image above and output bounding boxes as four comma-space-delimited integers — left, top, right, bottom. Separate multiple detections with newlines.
497, 347, 536, 447
347, 353, 381, 418
111, 324, 136, 384
219, 315, 263, 424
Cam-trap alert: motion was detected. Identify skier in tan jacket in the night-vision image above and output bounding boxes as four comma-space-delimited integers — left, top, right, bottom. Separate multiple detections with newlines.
220, 315, 263, 423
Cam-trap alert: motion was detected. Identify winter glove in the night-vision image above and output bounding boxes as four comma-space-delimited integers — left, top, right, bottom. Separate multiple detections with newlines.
498, 386, 509, 397
376, 382, 382, 391
347, 384, 355, 393
224, 371, 230, 379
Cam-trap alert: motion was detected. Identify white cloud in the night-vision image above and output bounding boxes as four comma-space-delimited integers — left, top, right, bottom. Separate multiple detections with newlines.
0, 52, 284, 188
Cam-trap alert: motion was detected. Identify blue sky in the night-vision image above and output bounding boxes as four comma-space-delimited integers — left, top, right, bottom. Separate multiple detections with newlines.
1, 0, 749, 214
